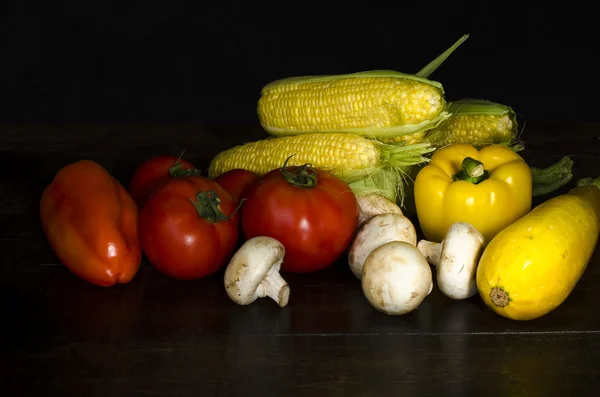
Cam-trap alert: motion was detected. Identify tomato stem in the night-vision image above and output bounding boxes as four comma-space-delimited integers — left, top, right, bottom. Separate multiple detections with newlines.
453, 157, 489, 184
190, 190, 242, 223
169, 150, 202, 179
279, 154, 318, 188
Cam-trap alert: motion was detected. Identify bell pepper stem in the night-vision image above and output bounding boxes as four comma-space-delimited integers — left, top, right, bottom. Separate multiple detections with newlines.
453, 157, 489, 184
462, 157, 484, 177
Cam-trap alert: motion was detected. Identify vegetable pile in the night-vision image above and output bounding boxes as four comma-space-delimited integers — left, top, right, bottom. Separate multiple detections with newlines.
39, 34, 600, 322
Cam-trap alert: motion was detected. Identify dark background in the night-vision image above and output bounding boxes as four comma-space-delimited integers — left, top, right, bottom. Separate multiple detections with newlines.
1, 0, 599, 126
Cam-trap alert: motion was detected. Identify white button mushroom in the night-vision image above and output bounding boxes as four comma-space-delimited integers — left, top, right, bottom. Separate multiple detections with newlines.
361, 241, 433, 315
356, 193, 403, 229
224, 236, 290, 307
416, 222, 485, 300
348, 213, 417, 279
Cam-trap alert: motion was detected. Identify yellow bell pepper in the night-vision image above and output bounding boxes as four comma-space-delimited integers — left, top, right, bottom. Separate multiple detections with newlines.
414, 144, 532, 244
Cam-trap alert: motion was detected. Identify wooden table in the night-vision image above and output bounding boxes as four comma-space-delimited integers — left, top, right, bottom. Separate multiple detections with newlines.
2, 122, 600, 396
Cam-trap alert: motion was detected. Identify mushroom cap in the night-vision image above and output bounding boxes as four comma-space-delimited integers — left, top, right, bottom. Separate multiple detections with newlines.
357, 194, 403, 228
224, 236, 285, 304
437, 222, 485, 299
348, 213, 417, 279
361, 241, 432, 315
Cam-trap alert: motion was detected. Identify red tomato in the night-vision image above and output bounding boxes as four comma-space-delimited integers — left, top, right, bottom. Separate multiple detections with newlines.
214, 169, 261, 204
139, 176, 240, 280
241, 165, 359, 273
129, 155, 201, 208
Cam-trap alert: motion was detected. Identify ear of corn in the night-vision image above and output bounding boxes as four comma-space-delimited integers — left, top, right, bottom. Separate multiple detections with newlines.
258, 70, 451, 139
418, 99, 519, 148
256, 35, 470, 141
208, 133, 435, 204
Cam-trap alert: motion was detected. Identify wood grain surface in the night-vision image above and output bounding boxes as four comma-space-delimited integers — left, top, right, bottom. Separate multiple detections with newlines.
1, 122, 599, 396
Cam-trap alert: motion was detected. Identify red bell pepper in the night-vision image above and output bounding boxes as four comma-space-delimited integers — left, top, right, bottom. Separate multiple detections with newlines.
40, 160, 142, 286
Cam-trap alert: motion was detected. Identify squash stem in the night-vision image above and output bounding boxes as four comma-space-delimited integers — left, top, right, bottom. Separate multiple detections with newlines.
490, 287, 511, 307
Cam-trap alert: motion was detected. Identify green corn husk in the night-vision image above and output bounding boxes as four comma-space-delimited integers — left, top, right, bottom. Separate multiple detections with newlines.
415, 34, 470, 78
348, 142, 437, 208
423, 99, 519, 149
348, 168, 403, 203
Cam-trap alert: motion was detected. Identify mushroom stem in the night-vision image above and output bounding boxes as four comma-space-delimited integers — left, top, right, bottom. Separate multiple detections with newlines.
417, 240, 442, 266
223, 236, 290, 308
420, 222, 485, 300
262, 268, 290, 308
